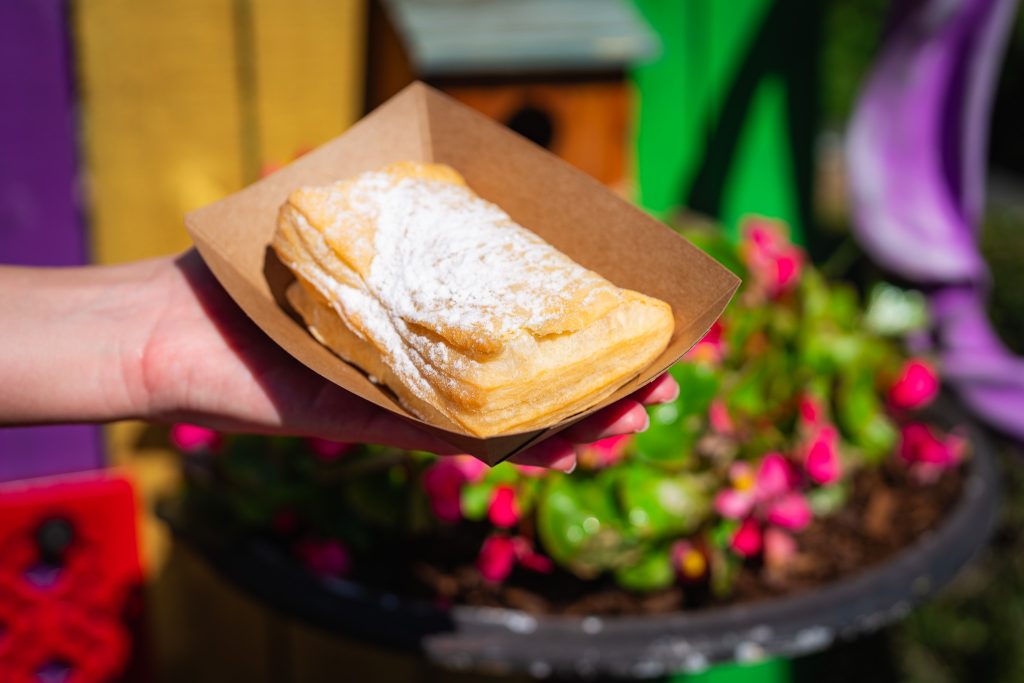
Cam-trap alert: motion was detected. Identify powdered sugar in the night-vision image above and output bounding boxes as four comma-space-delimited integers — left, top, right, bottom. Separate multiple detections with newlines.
333, 171, 617, 350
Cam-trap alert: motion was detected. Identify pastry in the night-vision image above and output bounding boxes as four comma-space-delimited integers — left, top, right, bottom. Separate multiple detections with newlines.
272, 161, 674, 437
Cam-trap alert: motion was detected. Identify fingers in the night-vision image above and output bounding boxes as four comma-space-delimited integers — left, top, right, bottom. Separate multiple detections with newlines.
507, 436, 577, 472
629, 372, 679, 405
562, 399, 648, 444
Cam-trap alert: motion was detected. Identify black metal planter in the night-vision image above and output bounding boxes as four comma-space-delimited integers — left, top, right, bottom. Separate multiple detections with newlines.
167, 423, 999, 679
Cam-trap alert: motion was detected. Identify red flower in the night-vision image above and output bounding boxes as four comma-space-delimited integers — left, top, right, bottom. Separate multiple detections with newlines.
740, 218, 804, 299
686, 321, 726, 364
477, 535, 517, 582
169, 424, 222, 453
708, 399, 735, 436
423, 462, 467, 523
889, 359, 940, 410
422, 456, 487, 523
804, 425, 843, 485
730, 519, 763, 557
899, 423, 965, 482
295, 539, 351, 578
765, 492, 812, 531
307, 438, 355, 462
798, 394, 826, 428
511, 537, 554, 574
487, 485, 520, 528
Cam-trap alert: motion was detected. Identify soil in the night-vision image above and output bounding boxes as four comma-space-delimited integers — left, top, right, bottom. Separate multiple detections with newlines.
349, 459, 965, 616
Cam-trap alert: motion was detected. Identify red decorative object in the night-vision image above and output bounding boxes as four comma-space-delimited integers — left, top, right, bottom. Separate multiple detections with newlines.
0, 473, 142, 682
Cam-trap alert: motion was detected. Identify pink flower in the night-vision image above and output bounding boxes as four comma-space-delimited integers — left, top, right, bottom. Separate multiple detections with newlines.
730, 519, 763, 557
578, 434, 631, 469
708, 399, 735, 435
487, 485, 520, 528
686, 321, 725, 364
715, 455, 794, 519
422, 456, 488, 523
307, 438, 355, 462
804, 426, 843, 485
671, 540, 707, 580
422, 461, 469, 523
170, 424, 222, 453
756, 453, 794, 502
765, 492, 812, 531
741, 218, 804, 298
764, 527, 797, 569
477, 535, 517, 582
798, 395, 826, 428
295, 539, 351, 577
899, 424, 965, 467
451, 455, 488, 481
715, 488, 754, 519
889, 359, 940, 410
511, 537, 554, 573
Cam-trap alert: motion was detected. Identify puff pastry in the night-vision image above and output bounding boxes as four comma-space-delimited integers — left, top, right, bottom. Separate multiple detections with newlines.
272, 161, 673, 437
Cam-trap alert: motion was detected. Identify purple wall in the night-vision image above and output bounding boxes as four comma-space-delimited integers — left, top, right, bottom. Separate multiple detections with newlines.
0, 0, 103, 480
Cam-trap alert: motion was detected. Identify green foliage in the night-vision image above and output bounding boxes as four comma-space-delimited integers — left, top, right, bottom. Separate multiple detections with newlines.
614, 545, 675, 592
537, 473, 637, 578
618, 465, 711, 539
178, 222, 959, 601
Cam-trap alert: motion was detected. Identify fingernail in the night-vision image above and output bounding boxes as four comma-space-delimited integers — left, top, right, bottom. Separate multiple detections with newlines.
637, 411, 650, 433
551, 452, 577, 473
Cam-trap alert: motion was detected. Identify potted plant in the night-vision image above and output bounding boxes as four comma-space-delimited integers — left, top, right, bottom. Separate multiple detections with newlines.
165, 219, 997, 678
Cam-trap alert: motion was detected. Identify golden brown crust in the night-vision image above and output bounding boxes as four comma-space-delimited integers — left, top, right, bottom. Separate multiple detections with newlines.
272, 161, 674, 437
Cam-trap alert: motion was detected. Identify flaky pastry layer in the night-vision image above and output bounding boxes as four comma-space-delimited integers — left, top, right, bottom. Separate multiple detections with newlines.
272, 161, 674, 437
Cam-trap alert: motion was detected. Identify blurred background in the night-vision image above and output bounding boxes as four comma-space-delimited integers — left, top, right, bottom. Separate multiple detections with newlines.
2, 0, 1024, 681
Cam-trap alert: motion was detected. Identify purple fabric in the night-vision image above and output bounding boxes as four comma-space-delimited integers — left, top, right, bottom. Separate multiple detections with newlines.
0, 0, 103, 479
847, 0, 1024, 439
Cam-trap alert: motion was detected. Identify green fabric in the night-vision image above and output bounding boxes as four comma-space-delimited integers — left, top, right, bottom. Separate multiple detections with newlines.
673, 658, 794, 682
630, 0, 818, 244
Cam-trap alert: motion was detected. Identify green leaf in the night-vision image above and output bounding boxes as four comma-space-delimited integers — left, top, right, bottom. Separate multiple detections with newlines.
709, 519, 739, 550
837, 371, 898, 462
709, 546, 741, 599
631, 363, 719, 467
807, 482, 850, 517
670, 362, 721, 417
614, 545, 675, 592
485, 462, 521, 484
619, 466, 711, 539
537, 473, 636, 578
460, 481, 495, 521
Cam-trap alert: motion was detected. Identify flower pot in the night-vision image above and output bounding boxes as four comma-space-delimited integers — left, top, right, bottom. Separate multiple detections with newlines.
163, 420, 998, 679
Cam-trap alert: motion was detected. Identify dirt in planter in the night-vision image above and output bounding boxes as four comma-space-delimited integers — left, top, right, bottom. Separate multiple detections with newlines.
351, 460, 964, 616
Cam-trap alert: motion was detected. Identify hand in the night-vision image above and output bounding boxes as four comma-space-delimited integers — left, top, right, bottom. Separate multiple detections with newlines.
0, 250, 678, 472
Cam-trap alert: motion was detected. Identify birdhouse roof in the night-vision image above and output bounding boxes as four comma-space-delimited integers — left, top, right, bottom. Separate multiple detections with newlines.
381, 0, 658, 76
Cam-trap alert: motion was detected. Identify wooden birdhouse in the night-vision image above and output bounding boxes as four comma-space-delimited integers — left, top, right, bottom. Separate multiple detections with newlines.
367, 0, 657, 188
